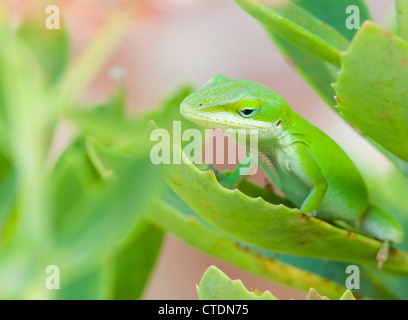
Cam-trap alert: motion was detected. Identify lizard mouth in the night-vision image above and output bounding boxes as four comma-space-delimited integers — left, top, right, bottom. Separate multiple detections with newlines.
180, 108, 268, 132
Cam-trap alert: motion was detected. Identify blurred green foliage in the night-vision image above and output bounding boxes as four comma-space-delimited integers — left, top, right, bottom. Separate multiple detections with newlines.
0, 4, 164, 299
1, 0, 408, 301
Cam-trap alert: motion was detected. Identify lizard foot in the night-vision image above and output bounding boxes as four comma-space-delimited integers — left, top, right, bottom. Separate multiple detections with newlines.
306, 211, 317, 217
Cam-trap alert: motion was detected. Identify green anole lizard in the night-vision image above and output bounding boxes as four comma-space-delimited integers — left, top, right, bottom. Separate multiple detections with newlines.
180, 74, 403, 268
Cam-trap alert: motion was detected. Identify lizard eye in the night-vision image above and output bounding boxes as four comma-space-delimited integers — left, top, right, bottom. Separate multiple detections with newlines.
238, 107, 259, 118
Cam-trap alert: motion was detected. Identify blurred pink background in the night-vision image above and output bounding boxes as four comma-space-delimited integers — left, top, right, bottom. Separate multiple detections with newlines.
10, 0, 394, 299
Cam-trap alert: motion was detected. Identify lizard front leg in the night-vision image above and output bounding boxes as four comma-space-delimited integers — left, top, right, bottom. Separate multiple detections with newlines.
300, 182, 328, 216
287, 145, 328, 216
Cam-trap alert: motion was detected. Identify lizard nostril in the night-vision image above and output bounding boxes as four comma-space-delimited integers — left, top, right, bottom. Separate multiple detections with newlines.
199, 103, 203, 106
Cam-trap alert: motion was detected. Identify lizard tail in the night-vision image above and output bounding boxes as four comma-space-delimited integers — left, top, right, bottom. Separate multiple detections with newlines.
353, 204, 403, 244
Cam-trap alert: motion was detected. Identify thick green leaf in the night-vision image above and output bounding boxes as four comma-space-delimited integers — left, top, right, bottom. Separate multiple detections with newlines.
234, 0, 349, 67
237, 178, 294, 208
293, 0, 371, 41
197, 266, 277, 300
209, 172, 403, 299
339, 289, 357, 300
148, 197, 348, 299
239, 242, 398, 300
306, 288, 329, 300
198, 267, 357, 300
396, 0, 408, 41
166, 147, 408, 274
191, 165, 404, 299
164, 172, 405, 299
111, 221, 164, 300
333, 22, 408, 162
306, 288, 355, 300
266, 0, 371, 110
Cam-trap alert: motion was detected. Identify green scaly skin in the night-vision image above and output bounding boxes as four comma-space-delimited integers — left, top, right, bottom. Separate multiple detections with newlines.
180, 74, 403, 266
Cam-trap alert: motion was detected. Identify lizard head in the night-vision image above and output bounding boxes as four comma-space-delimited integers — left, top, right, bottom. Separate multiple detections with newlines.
180, 74, 289, 135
